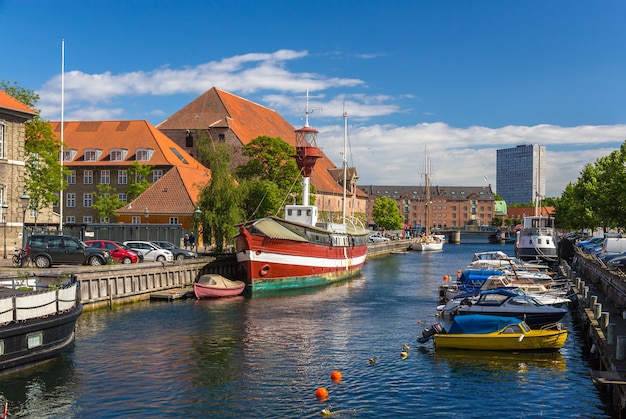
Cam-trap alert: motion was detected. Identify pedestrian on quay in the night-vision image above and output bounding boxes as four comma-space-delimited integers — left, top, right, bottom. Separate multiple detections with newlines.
189, 233, 195, 251
183, 234, 189, 249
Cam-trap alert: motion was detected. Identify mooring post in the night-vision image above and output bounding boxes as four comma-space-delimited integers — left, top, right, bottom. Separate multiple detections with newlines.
600, 312, 609, 329
608, 323, 616, 344
617, 337, 626, 360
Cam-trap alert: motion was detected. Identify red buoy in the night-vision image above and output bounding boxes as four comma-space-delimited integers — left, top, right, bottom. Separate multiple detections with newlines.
315, 387, 329, 399
330, 370, 342, 383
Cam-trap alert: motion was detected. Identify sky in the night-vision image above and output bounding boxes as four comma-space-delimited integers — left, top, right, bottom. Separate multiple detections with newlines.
2, 0, 626, 198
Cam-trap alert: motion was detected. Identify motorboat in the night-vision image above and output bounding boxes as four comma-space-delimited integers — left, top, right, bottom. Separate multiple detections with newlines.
437, 285, 571, 319
452, 288, 568, 328
417, 314, 567, 351
194, 274, 246, 298
515, 215, 559, 266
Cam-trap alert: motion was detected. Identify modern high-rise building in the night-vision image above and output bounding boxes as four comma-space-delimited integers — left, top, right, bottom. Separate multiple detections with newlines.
496, 144, 546, 205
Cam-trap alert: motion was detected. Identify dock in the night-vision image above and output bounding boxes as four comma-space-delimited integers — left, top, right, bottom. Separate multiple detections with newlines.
150, 287, 194, 301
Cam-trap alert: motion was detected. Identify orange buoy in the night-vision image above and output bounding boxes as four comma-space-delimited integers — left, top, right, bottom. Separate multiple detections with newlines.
315, 387, 329, 399
330, 370, 342, 383
443, 275, 449, 281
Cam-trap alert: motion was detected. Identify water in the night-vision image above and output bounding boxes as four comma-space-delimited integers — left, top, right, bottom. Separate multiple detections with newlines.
0, 243, 611, 418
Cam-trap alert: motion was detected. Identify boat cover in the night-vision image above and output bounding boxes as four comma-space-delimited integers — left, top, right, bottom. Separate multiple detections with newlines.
251, 218, 309, 242
448, 314, 522, 334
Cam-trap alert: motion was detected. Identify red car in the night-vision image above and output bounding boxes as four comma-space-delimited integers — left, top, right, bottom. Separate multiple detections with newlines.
85, 240, 139, 264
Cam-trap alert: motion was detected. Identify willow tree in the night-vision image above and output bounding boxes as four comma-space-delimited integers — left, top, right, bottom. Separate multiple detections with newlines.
196, 137, 242, 252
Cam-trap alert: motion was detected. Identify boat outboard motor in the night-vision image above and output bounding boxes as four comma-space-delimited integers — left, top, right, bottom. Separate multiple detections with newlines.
418, 322, 446, 343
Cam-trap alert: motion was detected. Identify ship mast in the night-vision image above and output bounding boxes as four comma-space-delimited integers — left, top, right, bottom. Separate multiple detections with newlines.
342, 110, 348, 223
294, 90, 321, 207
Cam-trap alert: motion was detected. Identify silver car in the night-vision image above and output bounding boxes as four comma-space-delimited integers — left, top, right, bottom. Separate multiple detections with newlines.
123, 241, 173, 262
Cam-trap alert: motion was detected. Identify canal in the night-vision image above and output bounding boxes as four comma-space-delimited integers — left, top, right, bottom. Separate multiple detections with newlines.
0, 242, 611, 418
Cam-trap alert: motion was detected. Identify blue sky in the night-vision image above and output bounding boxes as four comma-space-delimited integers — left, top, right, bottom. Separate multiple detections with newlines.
2, 0, 626, 198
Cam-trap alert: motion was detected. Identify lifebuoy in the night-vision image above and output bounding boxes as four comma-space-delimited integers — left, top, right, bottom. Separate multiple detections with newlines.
259, 264, 270, 276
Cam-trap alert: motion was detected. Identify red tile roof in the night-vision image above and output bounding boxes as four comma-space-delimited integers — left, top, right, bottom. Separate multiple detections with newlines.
0, 89, 37, 116
50, 120, 205, 169
157, 87, 365, 197
116, 166, 209, 216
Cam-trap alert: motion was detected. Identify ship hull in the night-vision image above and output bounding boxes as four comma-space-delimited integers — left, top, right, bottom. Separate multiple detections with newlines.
235, 218, 368, 293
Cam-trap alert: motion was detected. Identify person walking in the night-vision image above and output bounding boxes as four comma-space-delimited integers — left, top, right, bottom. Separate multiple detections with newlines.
183, 234, 189, 249
188, 233, 195, 252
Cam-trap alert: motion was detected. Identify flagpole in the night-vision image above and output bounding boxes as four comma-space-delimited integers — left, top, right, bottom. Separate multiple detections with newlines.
59, 39, 64, 233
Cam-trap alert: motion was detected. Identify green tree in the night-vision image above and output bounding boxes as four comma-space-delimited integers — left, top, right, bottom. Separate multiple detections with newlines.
235, 135, 307, 215
92, 183, 124, 222
125, 162, 153, 201
371, 196, 404, 231
1, 81, 68, 223
196, 137, 242, 252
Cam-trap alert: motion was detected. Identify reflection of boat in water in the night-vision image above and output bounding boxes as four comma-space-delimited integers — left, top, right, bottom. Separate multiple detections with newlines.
235, 99, 370, 293
0, 281, 82, 374
433, 346, 567, 372
418, 314, 567, 351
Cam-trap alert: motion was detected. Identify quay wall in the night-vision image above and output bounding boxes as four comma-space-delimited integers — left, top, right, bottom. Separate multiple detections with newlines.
568, 252, 626, 418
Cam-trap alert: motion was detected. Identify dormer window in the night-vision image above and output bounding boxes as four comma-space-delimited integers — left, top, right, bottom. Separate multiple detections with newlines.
62, 149, 78, 162
110, 148, 128, 161
84, 148, 102, 162
136, 148, 154, 161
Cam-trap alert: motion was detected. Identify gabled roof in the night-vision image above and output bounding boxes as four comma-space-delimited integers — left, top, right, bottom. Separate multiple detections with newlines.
0, 89, 37, 117
157, 87, 350, 196
50, 120, 205, 169
116, 166, 210, 216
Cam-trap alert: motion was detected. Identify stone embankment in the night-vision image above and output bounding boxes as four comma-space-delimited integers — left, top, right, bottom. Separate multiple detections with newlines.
568, 250, 626, 418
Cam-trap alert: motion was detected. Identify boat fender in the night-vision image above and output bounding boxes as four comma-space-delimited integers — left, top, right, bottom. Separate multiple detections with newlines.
259, 264, 270, 276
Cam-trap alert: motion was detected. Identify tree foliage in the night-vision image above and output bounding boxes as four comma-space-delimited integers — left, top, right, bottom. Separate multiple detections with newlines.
125, 162, 153, 201
371, 196, 404, 231
554, 141, 626, 232
1, 81, 68, 222
196, 137, 242, 252
92, 183, 124, 222
235, 136, 305, 215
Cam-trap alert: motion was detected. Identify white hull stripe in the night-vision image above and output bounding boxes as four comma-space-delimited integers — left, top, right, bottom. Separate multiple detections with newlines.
237, 251, 367, 268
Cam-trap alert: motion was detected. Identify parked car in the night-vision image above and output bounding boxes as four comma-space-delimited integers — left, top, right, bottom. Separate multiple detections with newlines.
151, 241, 197, 260
368, 233, 390, 243
123, 241, 173, 262
26, 235, 111, 268
577, 237, 604, 252
607, 255, 626, 270
85, 240, 140, 264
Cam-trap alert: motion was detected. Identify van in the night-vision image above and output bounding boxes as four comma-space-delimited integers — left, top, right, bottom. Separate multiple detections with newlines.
601, 237, 626, 255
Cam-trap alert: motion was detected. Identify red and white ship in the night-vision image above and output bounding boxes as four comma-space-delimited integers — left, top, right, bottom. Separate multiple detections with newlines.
235, 100, 370, 293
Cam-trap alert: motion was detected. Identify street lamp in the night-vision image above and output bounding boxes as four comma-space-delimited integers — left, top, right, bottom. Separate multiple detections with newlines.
144, 207, 150, 240
20, 190, 30, 250
193, 207, 201, 252
1, 202, 7, 259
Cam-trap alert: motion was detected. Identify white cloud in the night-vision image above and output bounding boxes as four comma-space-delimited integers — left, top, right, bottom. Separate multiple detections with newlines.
33, 49, 626, 198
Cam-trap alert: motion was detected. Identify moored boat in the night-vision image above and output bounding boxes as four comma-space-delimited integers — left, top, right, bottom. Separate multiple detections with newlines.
194, 274, 245, 298
453, 288, 568, 328
410, 149, 444, 252
0, 281, 82, 374
515, 215, 559, 266
234, 99, 370, 293
417, 314, 567, 351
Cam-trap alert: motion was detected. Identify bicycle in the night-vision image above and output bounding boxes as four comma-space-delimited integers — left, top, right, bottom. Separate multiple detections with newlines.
12, 248, 29, 268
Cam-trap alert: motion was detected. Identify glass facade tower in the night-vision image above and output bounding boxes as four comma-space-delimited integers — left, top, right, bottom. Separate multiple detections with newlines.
496, 144, 546, 205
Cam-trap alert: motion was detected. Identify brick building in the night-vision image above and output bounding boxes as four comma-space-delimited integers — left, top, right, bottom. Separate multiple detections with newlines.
361, 184, 496, 229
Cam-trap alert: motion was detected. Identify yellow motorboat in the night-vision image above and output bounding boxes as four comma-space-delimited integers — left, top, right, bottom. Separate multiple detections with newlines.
418, 314, 567, 351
